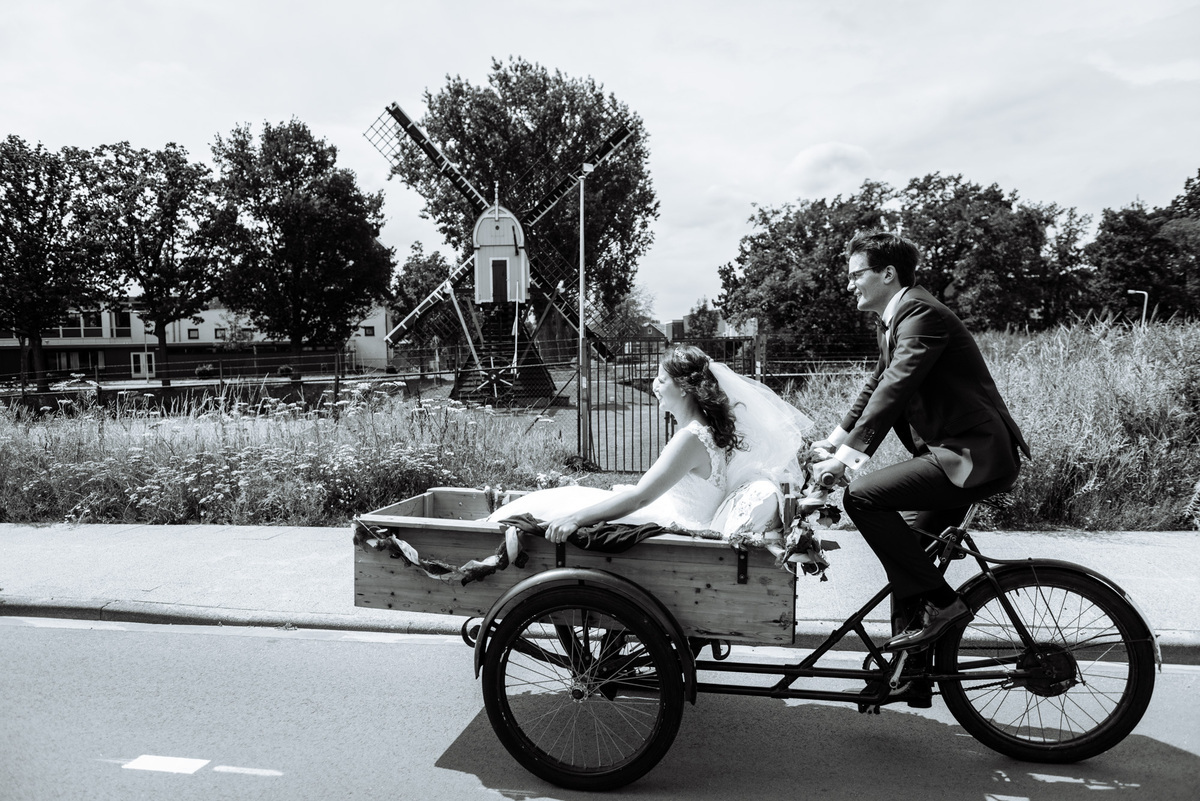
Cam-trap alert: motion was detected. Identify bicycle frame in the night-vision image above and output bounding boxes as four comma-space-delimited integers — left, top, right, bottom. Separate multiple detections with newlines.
689, 512, 1044, 703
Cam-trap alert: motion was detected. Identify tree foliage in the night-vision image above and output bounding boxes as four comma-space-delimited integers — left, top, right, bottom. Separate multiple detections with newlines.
388, 57, 659, 312
210, 120, 394, 363
0, 135, 119, 389
390, 241, 462, 349
90, 142, 220, 385
719, 173, 1095, 354
604, 284, 657, 338
684, 297, 720, 337
898, 174, 1089, 329
1086, 170, 1200, 320
718, 181, 896, 357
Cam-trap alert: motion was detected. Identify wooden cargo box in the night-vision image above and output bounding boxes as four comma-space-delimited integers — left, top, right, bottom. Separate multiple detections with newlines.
354, 488, 796, 645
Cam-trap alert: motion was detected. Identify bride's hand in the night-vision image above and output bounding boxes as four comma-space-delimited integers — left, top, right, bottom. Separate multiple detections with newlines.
544, 516, 579, 544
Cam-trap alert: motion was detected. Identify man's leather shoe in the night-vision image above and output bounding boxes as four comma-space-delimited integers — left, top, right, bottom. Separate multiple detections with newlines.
884, 597, 973, 651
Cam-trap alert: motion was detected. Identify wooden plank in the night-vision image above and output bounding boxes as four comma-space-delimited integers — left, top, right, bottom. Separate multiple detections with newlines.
364, 493, 430, 518
354, 522, 795, 645
427, 487, 495, 520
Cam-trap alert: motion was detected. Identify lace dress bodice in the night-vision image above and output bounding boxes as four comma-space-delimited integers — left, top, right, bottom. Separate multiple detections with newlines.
638, 420, 727, 531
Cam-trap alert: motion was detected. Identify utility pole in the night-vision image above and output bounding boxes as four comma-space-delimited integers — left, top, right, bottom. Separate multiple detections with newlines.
578, 163, 594, 461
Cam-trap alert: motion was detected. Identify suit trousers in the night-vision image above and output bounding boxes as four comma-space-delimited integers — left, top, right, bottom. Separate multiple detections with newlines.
843, 452, 1017, 606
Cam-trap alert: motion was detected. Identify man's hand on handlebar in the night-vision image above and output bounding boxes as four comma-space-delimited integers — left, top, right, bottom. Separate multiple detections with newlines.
811, 457, 846, 489
809, 439, 836, 461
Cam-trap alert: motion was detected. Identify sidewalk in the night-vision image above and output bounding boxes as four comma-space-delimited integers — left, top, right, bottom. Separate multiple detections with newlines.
1, 522, 1197, 662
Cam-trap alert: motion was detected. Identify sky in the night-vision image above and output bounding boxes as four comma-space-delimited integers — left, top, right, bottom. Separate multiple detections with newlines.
3, 0, 1198, 321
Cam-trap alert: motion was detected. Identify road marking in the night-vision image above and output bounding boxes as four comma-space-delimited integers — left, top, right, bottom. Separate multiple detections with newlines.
122, 755, 210, 774
213, 765, 284, 777
1029, 773, 1140, 790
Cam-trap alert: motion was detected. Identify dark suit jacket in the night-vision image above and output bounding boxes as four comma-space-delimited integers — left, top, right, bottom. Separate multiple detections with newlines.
840, 286, 1031, 489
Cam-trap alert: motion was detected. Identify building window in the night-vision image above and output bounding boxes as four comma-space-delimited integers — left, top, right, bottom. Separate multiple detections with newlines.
187, 328, 200, 340
114, 310, 132, 338
58, 315, 82, 338
131, 351, 156, 378
363, 326, 375, 337
82, 311, 103, 337
215, 327, 227, 340
241, 328, 253, 337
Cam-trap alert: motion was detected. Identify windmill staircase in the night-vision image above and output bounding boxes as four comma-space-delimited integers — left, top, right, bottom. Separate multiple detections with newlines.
450, 304, 557, 406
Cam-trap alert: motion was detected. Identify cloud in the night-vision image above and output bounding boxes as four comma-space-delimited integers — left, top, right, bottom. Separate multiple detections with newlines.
782, 142, 876, 201
1088, 53, 1200, 85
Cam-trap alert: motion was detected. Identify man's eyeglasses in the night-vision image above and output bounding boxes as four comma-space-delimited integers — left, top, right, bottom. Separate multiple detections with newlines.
848, 266, 882, 281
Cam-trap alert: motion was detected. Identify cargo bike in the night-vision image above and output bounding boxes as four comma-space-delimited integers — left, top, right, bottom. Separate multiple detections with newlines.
352, 485, 1159, 791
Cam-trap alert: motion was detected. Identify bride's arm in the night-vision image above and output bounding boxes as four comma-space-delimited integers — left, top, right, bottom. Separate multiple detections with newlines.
543, 430, 708, 543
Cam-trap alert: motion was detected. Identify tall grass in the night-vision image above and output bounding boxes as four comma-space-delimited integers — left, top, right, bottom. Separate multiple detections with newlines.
787, 320, 1200, 530
0, 384, 575, 526
2, 322, 1198, 530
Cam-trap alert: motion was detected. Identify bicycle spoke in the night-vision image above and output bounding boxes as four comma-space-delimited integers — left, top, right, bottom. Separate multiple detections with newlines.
939, 567, 1153, 761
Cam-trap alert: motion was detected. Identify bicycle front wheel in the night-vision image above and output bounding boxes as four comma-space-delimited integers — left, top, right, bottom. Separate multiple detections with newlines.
936, 566, 1155, 763
481, 586, 685, 791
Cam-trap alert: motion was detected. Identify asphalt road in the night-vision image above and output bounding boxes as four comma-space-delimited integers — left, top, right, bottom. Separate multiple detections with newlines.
2, 617, 1197, 801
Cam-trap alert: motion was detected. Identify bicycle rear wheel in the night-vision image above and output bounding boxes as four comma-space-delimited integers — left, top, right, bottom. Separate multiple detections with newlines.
936, 566, 1155, 762
481, 586, 684, 791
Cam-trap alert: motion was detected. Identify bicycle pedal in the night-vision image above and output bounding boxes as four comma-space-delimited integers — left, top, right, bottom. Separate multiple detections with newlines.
857, 702, 881, 715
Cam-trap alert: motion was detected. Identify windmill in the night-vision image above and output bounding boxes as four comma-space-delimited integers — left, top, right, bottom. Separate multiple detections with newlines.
364, 102, 631, 405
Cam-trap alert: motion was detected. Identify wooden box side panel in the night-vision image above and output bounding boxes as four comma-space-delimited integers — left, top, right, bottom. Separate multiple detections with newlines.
355, 527, 795, 645
427, 488, 494, 520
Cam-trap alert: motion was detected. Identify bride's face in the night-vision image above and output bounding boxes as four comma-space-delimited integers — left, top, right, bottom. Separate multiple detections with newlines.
652, 367, 686, 415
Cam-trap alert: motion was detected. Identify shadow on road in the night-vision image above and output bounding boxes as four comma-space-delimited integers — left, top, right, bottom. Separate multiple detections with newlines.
437, 695, 1200, 800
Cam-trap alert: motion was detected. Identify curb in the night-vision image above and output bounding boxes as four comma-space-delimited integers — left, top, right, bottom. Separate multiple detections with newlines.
0, 596, 462, 636
5, 596, 1198, 665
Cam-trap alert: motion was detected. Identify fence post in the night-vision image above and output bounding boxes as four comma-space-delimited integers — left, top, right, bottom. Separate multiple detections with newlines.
755, 332, 766, 382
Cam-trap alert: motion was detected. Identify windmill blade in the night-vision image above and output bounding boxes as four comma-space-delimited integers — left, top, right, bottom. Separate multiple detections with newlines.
365, 102, 490, 215
524, 239, 613, 360
523, 124, 633, 227
384, 255, 476, 343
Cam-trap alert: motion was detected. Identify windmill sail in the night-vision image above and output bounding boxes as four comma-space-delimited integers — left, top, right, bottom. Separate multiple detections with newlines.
365, 103, 490, 214
523, 124, 632, 226
365, 101, 632, 360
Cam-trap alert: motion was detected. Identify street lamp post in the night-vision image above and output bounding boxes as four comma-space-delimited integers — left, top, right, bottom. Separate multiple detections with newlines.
1126, 289, 1149, 326
578, 162, 594, 461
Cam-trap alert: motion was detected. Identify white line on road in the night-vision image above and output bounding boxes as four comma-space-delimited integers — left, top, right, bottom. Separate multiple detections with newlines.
122, 755, 210, 774
213, 765, 284, 777
117, 755, 283, 777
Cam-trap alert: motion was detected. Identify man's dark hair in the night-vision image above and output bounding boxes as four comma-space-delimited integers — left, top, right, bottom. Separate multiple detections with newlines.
847, 231, 920, 287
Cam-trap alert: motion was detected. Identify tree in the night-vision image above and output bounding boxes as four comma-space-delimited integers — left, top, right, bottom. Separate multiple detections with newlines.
0, 136, 117, 390
390, 241, 463, 350
898, 173, 1087, 330
1169, 168, 1200, 219
718, 180, 897, 358
1085, 202, 1183, 320
90, 142, 220, 385
684, 297, 720, 337
210, 120, 394, 370
603, 284, 656, 338
388, 57, 659, 326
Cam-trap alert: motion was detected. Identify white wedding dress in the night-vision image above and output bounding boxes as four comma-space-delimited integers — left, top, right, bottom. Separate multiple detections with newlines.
487, 420, 728, 532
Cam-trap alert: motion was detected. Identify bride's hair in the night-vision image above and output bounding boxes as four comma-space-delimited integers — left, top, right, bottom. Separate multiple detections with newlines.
662, 345, 745, 453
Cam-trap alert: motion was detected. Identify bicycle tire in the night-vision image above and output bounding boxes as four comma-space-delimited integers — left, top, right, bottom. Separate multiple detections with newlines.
936, 566, 1155, 762
481, 586, 685, 791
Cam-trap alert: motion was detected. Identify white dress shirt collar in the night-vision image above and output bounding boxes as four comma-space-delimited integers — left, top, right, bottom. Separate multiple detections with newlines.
881, 286, 910, 327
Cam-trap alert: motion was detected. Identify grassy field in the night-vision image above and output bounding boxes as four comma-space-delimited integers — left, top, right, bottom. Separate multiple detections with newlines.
2, 321, 1198, 530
